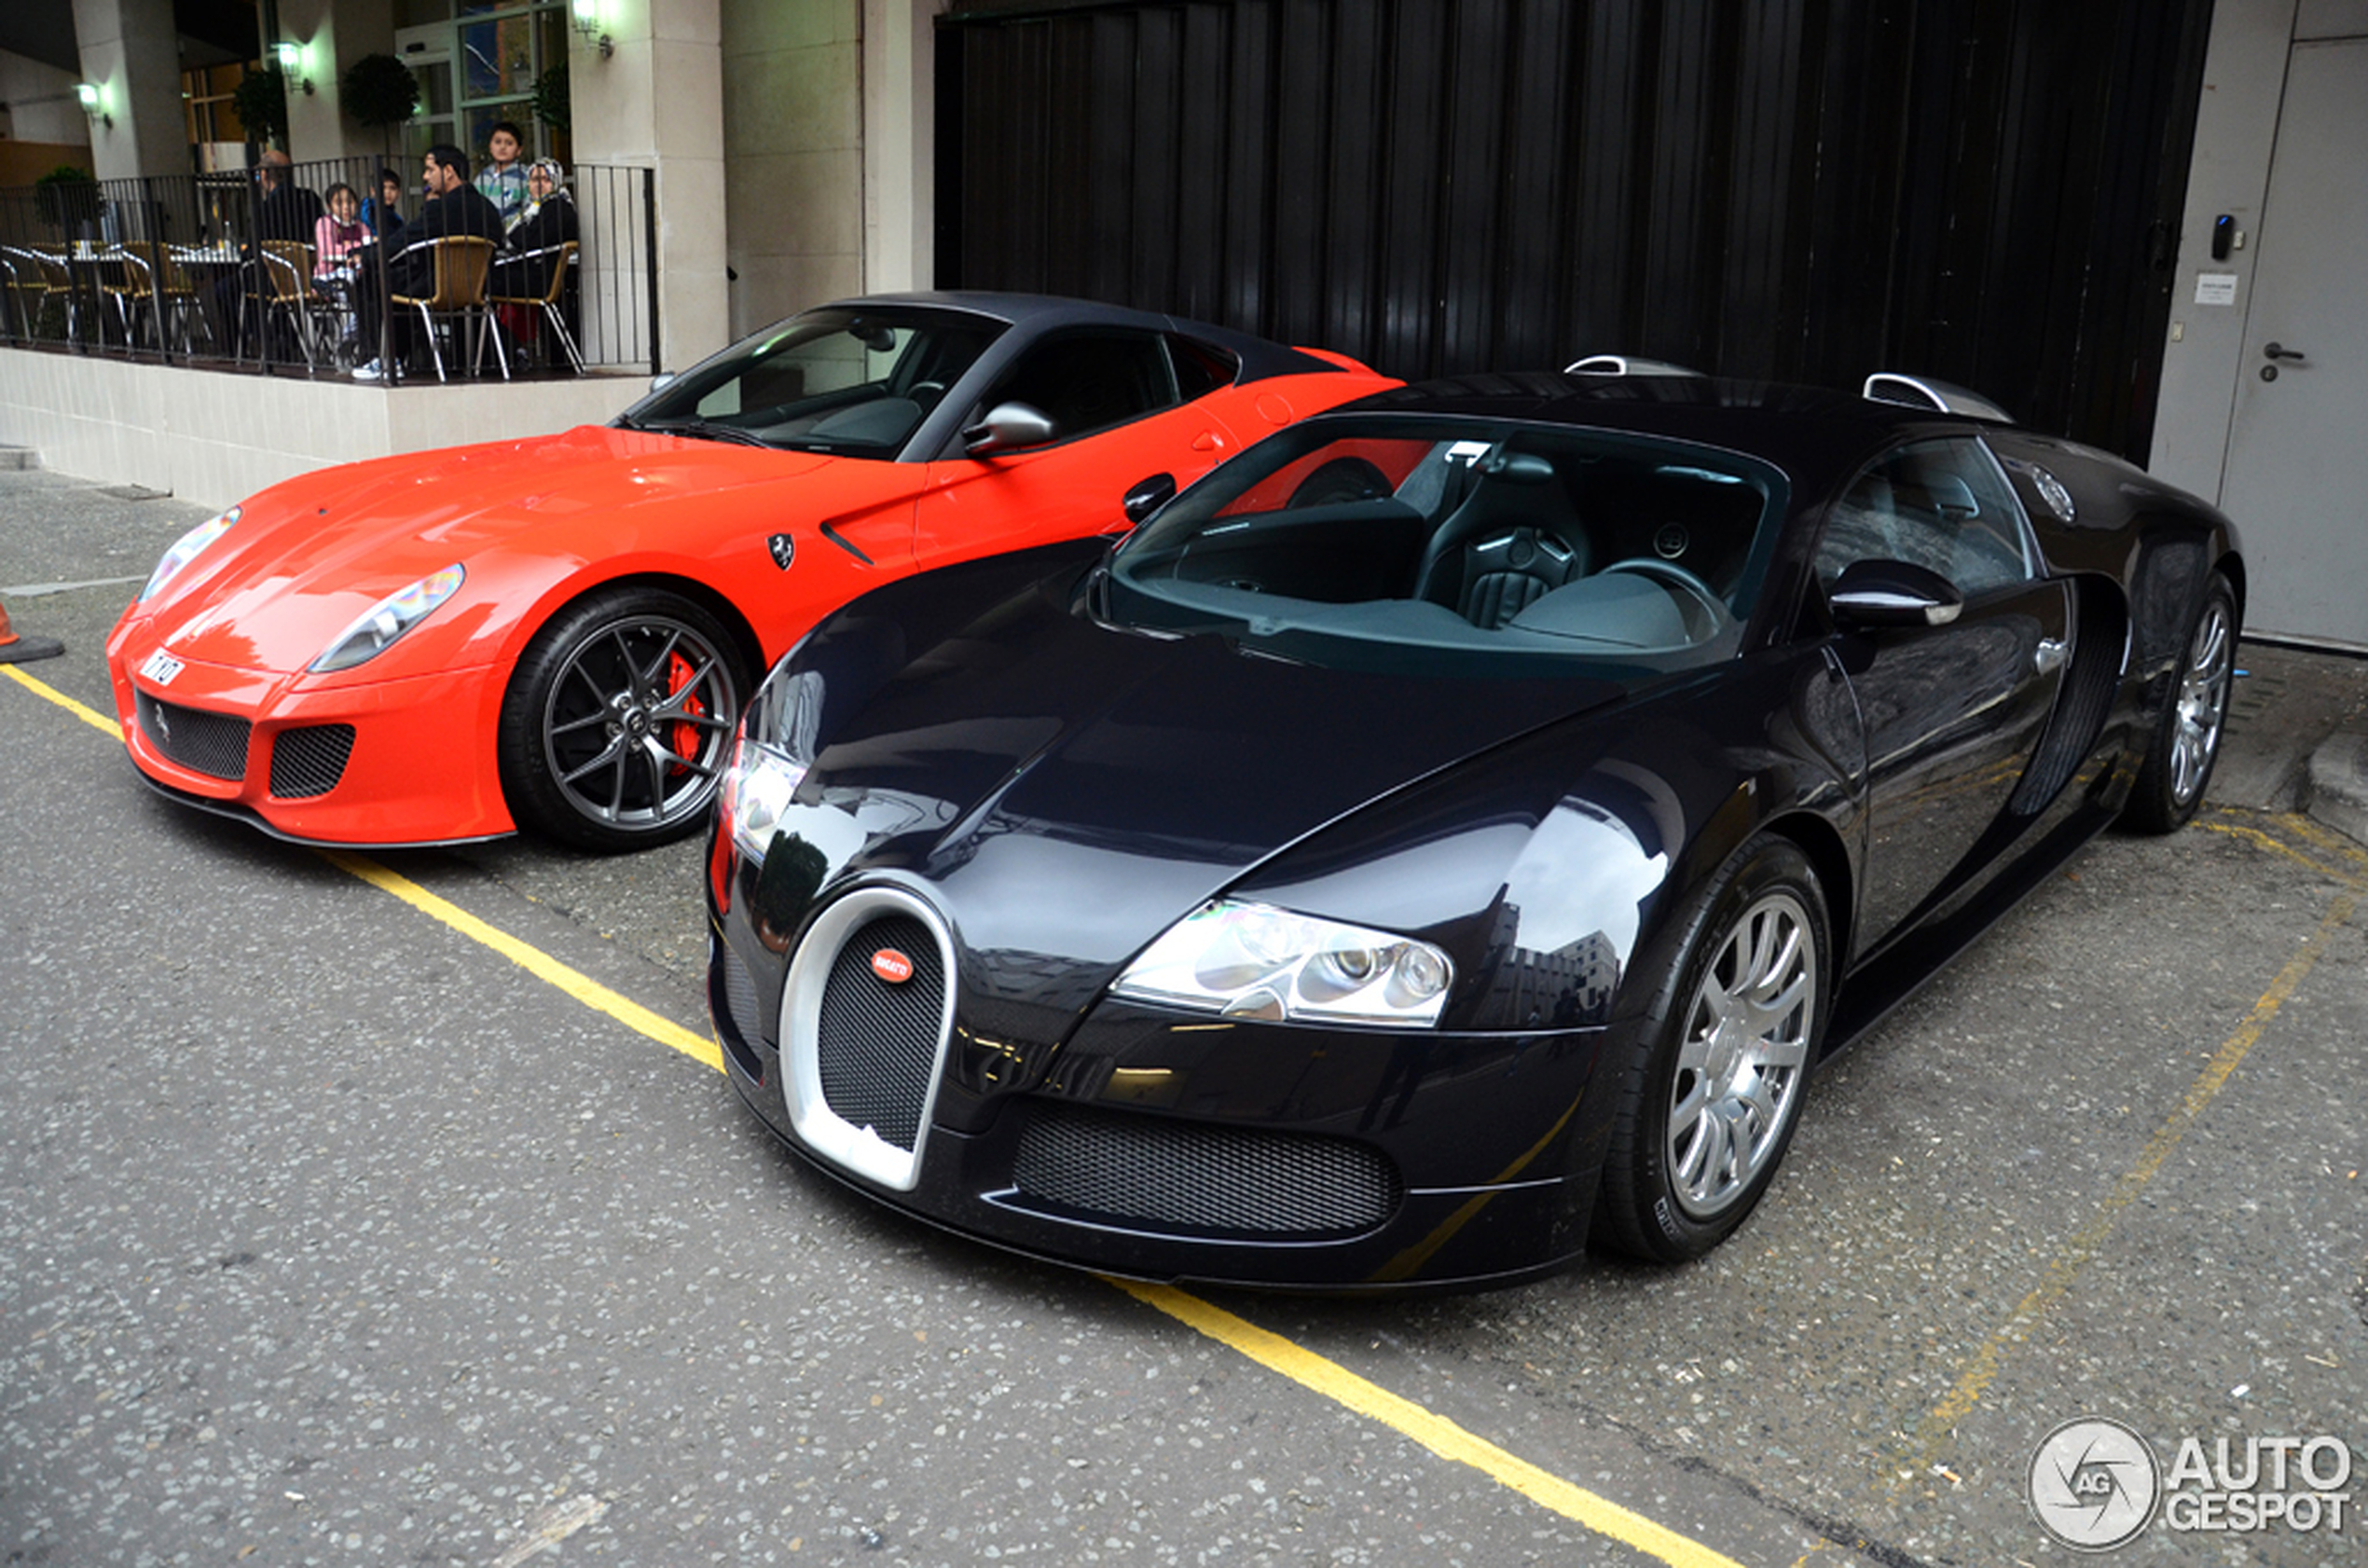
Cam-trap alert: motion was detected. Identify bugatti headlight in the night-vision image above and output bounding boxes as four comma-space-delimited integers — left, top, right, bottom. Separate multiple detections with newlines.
719, 734, 805, 864
1111, 900, 1454, 1028
309, 564, 465, 673
139, 507, 238, 601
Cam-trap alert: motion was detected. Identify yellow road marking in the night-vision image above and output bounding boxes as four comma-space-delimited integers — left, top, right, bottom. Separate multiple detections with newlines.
1882, 885, 2358, 1489
1108, 1278, 1751, 1568
2200, 815, 2368, 891
318, 850, 723, 1072
0, 666, 723, 1070
4, 663, 125, 737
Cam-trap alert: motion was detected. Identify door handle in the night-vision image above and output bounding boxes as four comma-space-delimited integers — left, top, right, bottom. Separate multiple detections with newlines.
2263, 341, 2306, 362
2034, 637, 2068, 676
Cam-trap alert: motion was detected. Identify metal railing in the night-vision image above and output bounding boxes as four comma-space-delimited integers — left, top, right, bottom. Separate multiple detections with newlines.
0, 156, 656, 383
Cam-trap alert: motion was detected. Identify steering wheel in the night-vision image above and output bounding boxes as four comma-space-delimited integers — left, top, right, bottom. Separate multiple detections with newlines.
909, 378, 948, 413
1596, 557, 1728, 639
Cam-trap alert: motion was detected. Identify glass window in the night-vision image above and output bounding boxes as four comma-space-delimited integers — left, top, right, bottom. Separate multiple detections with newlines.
623, 307, 1009, 458
1103, 415, 1788, 678
969, 332, 1177, 443
1813, 438, 2035, 597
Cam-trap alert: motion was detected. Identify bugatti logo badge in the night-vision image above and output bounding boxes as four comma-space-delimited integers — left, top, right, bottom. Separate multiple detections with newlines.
871, 948, 915, 984
767, 533, 795, 571
1654, 523, 1690, 559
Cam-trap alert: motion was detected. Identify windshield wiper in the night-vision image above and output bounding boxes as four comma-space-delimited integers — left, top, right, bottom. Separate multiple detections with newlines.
637, 418, 775, 449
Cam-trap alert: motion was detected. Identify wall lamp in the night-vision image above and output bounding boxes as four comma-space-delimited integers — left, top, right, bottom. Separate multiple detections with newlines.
571, 0, 613, 60
76, 81, 113, 129
273, 41, 316, 95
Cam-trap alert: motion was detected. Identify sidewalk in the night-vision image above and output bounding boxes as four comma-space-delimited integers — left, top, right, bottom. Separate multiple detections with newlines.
2217, 639, 2368, 842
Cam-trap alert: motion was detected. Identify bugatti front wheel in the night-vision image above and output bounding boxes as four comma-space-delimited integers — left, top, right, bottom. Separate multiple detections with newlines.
1595, 834, 1830, 1263
498, 586, 746, 851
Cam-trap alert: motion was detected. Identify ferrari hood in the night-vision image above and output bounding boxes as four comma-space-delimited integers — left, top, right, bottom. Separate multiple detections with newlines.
141, 427, 837, 674
774, 558, 1624, 978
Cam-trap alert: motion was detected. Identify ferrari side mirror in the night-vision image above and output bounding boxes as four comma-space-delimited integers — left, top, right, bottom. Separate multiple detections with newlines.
962, 401, 1057, 457
1122, 473, 1177, 525
649, 371, 677, 394
1828, 558, 1964, 628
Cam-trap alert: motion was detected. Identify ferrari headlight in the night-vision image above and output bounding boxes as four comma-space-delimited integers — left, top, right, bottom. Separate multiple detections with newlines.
309, 564, 465, 673
139, 507, 238, 601
719, 735, 806, 864
1111, 900, 1454, 1028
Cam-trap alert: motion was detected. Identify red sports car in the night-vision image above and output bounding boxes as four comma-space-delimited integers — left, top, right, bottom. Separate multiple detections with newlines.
104, 295, 1395, 849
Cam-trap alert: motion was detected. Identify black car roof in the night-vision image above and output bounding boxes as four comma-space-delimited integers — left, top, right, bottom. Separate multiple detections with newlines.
814, 291, 1354, 384
1324, 371, 1989, 502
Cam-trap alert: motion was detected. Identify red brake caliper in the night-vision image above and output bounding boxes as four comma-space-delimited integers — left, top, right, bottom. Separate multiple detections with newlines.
664, 651, 707, 776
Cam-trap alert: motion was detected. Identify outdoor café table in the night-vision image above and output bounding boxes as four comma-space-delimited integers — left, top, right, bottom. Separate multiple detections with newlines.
168, 244, 244, 360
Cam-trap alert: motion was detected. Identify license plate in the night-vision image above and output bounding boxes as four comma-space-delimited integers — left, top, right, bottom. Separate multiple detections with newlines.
138, 650, 185, 686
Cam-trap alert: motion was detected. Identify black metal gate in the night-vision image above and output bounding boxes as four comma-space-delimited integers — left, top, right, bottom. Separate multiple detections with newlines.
937, 0, 2212, 459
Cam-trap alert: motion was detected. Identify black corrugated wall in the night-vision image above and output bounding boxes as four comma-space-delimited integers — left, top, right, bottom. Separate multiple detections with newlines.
936, 0, 2213, 460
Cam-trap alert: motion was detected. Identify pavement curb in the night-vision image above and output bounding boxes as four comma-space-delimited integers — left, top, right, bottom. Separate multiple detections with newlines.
0, 447, 37, 472
2304, 728, 2368, 847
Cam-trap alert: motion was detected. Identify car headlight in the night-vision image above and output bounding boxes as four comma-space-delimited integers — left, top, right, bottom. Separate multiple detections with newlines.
1111, 900, 1454, 1028
720, 734, 806, 864
309, 564, 465, 673
139, 507, 239, 601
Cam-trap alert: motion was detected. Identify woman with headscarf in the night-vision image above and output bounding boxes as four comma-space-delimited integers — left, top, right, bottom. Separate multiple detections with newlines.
493, 158, 583, 364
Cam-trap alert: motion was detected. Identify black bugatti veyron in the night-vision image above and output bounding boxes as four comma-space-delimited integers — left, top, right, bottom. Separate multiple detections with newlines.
701, 367, 2241, 1290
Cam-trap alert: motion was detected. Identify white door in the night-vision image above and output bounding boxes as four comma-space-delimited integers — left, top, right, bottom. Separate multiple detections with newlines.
2218, 35, 2368, 649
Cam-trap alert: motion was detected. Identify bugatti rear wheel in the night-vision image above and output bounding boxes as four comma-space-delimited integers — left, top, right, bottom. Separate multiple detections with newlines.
2124, 571, 2236, 834
1595, 834, 1829, 1262
498, 586, 746, 851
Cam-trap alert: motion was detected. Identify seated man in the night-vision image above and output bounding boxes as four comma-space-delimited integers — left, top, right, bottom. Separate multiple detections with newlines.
353, 144, 505, 380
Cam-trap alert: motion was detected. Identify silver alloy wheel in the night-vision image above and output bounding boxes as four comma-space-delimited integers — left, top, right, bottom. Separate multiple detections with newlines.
2169, 595, 2234, 806
1665, 887, 1817, 1218
540, 612, 739, 835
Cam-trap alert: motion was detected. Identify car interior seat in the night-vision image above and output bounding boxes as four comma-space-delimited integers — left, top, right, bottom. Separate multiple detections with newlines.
1411, 450, 1591, 626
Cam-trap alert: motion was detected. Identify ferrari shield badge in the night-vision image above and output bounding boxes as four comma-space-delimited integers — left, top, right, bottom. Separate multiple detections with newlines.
767, 533, 796, 571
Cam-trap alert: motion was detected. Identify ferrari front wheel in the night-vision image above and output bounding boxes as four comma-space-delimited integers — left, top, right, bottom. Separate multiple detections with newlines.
2124, 571, 2237, 834
498, 586, 746, 852
1595, 835, 1829, 1262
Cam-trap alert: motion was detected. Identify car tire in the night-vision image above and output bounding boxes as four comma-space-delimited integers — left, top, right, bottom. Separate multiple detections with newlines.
497, 586, 746, 852
2123, 571, 2237, 834
1593, 834, 1830, 1263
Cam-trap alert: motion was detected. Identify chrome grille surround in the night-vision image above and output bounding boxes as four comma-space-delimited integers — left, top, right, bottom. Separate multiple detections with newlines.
777, 885, 957, 1192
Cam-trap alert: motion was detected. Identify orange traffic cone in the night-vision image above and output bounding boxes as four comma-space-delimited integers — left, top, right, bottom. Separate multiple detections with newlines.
0, 595, 64, 664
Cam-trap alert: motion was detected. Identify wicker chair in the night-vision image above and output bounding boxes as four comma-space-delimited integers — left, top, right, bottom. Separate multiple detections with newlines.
0, 246, 48, 343
95, 244, 158, 348
25, 245, 80, 340
247, 239, 323, 371
143, 243, 218, 355
483, 240, 583, 375
392, 235, 503, 382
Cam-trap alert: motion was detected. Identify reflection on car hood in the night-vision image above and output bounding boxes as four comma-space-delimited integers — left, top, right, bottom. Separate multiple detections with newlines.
141, 426, 840, 673
791, 565, 1625, 988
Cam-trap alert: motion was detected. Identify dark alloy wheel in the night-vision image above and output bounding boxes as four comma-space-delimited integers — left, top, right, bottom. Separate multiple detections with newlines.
498, 587, 745, 851
1595, 834, 1830, 1262
2124, 571, 2237, 834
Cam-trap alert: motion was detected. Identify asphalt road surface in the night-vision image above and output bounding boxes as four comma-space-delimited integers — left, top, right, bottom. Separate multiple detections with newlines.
3, 468, 2361, 1566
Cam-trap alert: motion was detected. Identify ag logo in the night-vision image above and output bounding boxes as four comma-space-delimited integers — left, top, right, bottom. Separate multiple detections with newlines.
766, 533, 795, 571
870, 948, 915, 984
2030, 1417, 2159, 1550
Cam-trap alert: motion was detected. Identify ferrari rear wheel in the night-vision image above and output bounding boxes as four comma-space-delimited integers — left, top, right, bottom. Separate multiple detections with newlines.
1595, 835, 1829, 1263
2124, 571, 2237, 834
499, 586, 745, 852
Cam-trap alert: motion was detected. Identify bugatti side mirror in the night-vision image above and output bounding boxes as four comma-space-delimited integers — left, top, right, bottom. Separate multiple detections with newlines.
1122, 472, 1177, 526
1828, 558, 1964, 628
962, 401, 1057, 457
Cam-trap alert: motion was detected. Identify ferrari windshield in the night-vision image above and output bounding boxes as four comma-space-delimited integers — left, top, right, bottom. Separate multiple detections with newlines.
620, 307, 1006, 457
1105, 415, 1788, 676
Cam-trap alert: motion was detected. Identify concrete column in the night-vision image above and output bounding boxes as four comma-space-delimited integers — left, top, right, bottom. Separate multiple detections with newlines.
571, 0, 731, 372
277, 0, 401, 165
72, 0, 188, 180
720, 0, 861, 337
860, 0, 942, 295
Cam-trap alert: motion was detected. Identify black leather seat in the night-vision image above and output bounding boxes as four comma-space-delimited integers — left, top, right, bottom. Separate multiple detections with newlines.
1411, 451, 1590, 626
